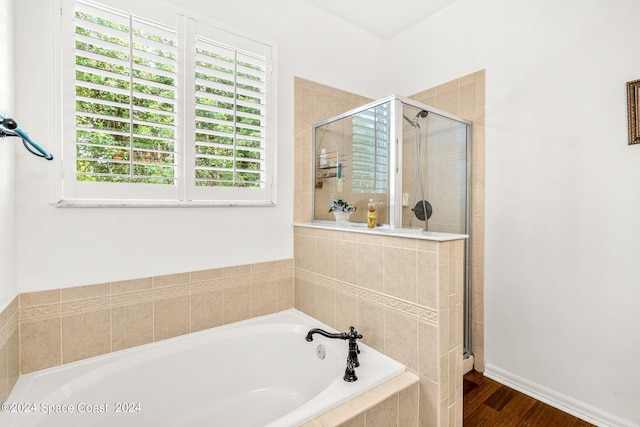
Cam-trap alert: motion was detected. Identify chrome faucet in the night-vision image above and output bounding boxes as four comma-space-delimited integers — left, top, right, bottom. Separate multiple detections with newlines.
305, 326, 363, 382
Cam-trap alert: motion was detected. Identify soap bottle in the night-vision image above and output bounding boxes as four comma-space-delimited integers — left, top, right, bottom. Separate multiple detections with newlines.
319, 148, 327, 167
367, 199, 376, 229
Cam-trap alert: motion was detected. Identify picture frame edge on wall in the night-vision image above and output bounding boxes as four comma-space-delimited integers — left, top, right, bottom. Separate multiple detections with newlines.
627, 79, 640, 145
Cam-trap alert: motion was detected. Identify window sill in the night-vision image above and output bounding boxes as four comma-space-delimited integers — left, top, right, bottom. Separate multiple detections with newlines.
53, 199, 277, 208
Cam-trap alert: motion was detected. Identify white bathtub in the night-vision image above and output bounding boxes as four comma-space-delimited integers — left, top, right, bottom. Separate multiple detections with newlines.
1, 309, 404, 427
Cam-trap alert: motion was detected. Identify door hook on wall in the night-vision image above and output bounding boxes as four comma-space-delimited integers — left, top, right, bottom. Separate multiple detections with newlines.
0, 111, 54, 160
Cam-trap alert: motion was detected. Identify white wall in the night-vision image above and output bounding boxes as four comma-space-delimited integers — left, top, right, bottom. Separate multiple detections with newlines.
16, 0, 640, 424
389, 0, 640, 425
0, 0, 17, 311
14, 0, 388, 292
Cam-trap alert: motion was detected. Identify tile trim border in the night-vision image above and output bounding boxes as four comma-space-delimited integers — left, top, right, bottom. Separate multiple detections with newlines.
295, 268, 438, 325
0, 307, 18, 350
19, 262, 295, 324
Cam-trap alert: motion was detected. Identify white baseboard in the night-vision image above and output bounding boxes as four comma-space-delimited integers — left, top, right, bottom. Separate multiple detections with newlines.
484, 364, 636, 427
463, 354, 474, 375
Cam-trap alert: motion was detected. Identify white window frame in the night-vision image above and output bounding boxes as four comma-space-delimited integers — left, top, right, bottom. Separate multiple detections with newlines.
352, 103, 390, 194
50, 0, 277, 207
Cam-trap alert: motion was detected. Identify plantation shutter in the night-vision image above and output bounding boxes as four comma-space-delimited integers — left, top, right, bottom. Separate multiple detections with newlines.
193, 37, 268, 189
352, 103, 390, 193
59, 0, 275, 206
74, 0, 178, 186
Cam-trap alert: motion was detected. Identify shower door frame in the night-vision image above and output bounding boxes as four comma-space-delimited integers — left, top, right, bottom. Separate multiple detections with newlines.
311, 94, 474, 358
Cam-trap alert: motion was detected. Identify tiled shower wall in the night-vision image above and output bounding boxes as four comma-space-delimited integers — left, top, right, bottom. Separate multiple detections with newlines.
401, 114, 468, 234
11, 260, 293, 376
294, 227, 465, 426
409, 72, 486, 371
294, 73, 486, 372
294, 78, 374, 224
0, 297, 19, 404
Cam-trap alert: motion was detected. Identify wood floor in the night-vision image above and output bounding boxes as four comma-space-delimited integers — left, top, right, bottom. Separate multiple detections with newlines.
463, 370, 595, 426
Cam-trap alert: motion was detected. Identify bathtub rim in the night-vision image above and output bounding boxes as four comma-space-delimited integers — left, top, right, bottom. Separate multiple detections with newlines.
5, 308, 407, 427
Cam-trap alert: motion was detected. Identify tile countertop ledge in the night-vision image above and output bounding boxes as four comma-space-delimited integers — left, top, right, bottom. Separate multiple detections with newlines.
294, 221, 468, 242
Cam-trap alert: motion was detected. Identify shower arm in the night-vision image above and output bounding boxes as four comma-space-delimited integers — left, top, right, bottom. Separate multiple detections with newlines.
407, 110, 430, 231
0, 111, 54, 160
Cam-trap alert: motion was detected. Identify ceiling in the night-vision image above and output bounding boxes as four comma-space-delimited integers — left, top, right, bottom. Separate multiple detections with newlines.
304, 0, 460, 40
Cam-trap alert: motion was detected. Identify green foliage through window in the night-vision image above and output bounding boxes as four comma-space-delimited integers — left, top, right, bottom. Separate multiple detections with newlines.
71, 0, 270, 194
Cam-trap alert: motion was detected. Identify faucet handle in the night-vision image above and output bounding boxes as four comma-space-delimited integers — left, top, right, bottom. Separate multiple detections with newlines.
347, 326, 363, 340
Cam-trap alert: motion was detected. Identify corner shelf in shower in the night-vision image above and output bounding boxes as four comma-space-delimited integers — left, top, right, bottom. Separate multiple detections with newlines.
316, 164, 346, 179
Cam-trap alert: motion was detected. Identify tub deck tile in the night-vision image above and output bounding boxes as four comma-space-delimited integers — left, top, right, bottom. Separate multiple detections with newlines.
311, 371, 420, 427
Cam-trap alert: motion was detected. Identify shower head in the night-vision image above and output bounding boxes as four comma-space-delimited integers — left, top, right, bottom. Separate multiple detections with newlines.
0, 112, 54, 160
412, 110, 429, 127
404, 110, 429, 128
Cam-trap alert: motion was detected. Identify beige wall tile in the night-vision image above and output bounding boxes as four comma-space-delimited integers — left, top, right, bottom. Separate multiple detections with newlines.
438, 308, 449, 358
111, 277, 153, 295
252, 281, 277, 318
0, 341, 7, 403
190, 268, 222, 283
356, 244, 384, 293
20, 318, 61, 373
419, 376, 439, 427
315, 285, 336, 328
20, 290, 60, 308
276, 277, 294, 311
357, 300, 384, 353
153, 272, 190, 288
316, 400, 366, 427
384, 309, 418, 372
277, 259, 294, 269
335, 290, 358, 332
295, 278, 317, 319
61, 283, 109, 302
438, 263, 450, 310
7, 329, 18, 395
112, 302, 153, 351
340, 413, 366, 427
222, 285, 252, 324
154, 295, 190, 341
398, 382, 420, 427
316, 237, 335, 278
365, 395, 398, 427
383, 246, 417, 303
223, 264, 252, 278
251, 261, 278, 273
334, 239, 357, 285
418, 250, 438, 309
383, 236, 418, 250
190, 289, 223, 332
298, 235, 317, 273
62, 309, 111, 364
418, 321, 438, 382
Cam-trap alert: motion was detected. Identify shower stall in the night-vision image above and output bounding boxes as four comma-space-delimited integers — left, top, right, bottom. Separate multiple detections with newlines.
312, 94, 473, 357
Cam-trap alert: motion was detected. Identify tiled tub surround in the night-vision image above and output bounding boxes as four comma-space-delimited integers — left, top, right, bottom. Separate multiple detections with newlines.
294, 73, 486, 373
4, 308, 415, 427
0, 297, 19, 404
17, 259, 294, 375
301, 371, 420, 427
294, 225, 465, 426
6, 258, 420, 427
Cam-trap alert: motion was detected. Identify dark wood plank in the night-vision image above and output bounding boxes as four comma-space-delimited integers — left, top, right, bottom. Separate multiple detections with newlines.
484, 385, 517, 411
464, 370, 596, 427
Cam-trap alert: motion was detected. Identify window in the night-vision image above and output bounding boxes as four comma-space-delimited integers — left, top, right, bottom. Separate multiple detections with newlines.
351, 103, 390, 193
56, 0, 276, 206
193, 37, 267, 189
